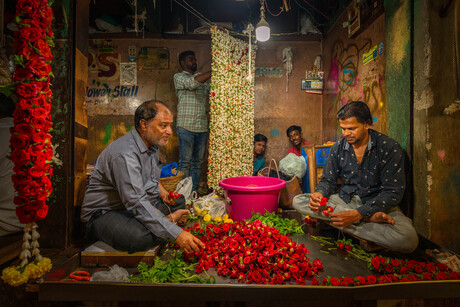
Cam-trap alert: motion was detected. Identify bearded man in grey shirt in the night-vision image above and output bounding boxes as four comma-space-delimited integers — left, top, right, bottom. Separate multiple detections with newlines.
81, 100, 205, 253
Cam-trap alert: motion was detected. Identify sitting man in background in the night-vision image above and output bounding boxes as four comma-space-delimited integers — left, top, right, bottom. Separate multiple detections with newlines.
0, 93, 23, 236
81, 100, 205, 254
253, 133, 267, 176
286, 125, 313, 156
293, 101, 419, 253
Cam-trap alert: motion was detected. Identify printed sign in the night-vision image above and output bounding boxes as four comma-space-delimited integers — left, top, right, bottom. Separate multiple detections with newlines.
363, 45, 378, 65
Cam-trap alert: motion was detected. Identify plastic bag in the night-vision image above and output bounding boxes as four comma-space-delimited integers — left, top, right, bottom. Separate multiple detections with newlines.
160, 162, 179, 178
279, 153, 307, 179
174, 177, 193, 199
192, 192, 226, 219
90, 264, 130, 282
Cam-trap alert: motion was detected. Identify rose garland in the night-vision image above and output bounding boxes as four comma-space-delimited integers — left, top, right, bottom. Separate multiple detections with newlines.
208, 27, 256, 193
1, 0, 54, 287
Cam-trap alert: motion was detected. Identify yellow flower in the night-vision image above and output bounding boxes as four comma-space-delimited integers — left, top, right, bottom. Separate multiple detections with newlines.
213, 216, 222, 222
278, 208, 283, 214
203, 214, 211, 222
224, 219, 233, 224
1, 266, 30, 287
223, 214, 229, 220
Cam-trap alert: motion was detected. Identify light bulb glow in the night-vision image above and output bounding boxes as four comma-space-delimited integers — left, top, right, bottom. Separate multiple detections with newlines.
255, 15, 270, 42
256, 25, 270, 42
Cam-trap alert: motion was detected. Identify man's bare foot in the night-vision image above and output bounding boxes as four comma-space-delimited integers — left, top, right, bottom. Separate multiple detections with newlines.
167, 209, 189, 225
369, 212, 395, 225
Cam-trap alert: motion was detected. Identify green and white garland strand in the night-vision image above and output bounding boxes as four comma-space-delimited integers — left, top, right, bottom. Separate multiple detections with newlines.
208, 27, 256, 192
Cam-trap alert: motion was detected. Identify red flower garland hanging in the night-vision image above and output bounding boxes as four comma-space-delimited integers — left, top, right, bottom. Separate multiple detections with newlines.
11, 0, 54, 224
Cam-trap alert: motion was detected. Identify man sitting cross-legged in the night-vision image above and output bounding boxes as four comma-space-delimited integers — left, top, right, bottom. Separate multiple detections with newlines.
293, 101, 418, 253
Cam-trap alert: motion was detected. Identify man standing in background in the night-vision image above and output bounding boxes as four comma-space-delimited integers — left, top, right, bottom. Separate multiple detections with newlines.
174, 50, 211, 192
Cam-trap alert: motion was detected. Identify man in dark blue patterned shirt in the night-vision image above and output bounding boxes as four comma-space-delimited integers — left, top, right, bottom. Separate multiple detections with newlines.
293, 101, 418, 253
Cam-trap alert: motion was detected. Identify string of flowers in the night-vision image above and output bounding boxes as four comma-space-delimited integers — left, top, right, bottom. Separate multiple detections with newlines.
1, 0, 54, 287
208, 27, 256, 193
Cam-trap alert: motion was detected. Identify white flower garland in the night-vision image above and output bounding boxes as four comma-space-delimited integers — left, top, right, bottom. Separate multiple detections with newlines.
208, 27, 256, 193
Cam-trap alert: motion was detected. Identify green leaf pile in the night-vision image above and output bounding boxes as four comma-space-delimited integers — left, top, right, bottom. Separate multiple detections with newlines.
129, 252, 215, 284
246, 212, 304, 236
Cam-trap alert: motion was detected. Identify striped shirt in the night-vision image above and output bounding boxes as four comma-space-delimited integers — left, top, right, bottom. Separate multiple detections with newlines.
173, 71, 210, 133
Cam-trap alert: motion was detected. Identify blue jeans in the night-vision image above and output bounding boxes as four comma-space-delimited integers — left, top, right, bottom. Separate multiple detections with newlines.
177, 127, 208, 191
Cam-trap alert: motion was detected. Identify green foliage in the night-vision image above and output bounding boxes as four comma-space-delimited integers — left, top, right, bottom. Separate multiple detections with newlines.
246, 212, 304, 236
129, 251, 215, 284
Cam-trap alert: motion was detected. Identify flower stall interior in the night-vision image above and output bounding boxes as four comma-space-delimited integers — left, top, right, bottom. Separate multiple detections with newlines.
1, 0, 460, 305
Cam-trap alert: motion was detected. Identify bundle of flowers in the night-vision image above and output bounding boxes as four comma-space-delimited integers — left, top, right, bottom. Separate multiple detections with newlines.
208, 27, 256, 192
11, 0, 54, 224
369, 255, 460, 282
320, 253, 460, 286
182, 220, 323, 285
1, 0, 54, 287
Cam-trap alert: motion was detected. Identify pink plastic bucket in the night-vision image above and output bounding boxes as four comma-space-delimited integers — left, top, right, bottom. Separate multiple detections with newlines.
219, 176, 286, 222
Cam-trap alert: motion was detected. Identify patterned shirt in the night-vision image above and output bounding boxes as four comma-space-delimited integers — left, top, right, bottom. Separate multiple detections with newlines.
174, 71, 210, 133
81, 129, 183, 242
315, 129, 405, 219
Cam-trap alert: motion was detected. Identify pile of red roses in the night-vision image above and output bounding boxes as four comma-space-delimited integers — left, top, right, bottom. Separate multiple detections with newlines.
10, 0, 54, 223
321, 255, 460, 286
183, 220, 323, 285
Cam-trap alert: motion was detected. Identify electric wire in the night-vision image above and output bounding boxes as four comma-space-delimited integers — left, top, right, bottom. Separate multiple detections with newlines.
300, 0, 330, 20
264, 0, 284, 17
173, 0, 324, 38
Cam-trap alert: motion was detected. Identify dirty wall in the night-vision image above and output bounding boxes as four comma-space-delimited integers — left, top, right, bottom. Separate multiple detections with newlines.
86, 37, 322, 178
321, 13, 387, 141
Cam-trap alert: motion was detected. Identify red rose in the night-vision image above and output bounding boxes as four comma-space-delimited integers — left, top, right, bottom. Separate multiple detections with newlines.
13, 67, 34, 82
35, 204, 49, 219
14, 38, 28, 53
33, 39, 53, 61
19, 26, 42, 42
26, 58, 52, 77
371, 256, 380, 270
29, 144, 44, 156
16, 206, 34, 224
30, 117, 47, 130
10, 149, 31, 165
391, 259, 401, 267
16, 82, 40, 98
14, 196, 31, 206
16, 0, 39, 14
37, 6, 53, 24
414, 265, 424, 274
32, 131, 47, 143
10, 134, 29, 149
320, 197, 328, 206
45, 146, 53, 160
17, 98, 34, 110
19, 18, 39, 29
329, 277, 340, 286
32, 152, 46, 166
23, 200, 46, 211
13, 108, 28, 122
366, 275, 377, 284
399, 266, 409, 275
30, 107, 48, 119
15, 123, 35, 137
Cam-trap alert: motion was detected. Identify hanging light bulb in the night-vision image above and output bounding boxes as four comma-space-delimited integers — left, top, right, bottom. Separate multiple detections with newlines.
255, 0, 270, 42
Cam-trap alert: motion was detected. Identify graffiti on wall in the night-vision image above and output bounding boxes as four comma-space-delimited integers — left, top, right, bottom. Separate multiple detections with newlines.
329, 39, 386, 119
